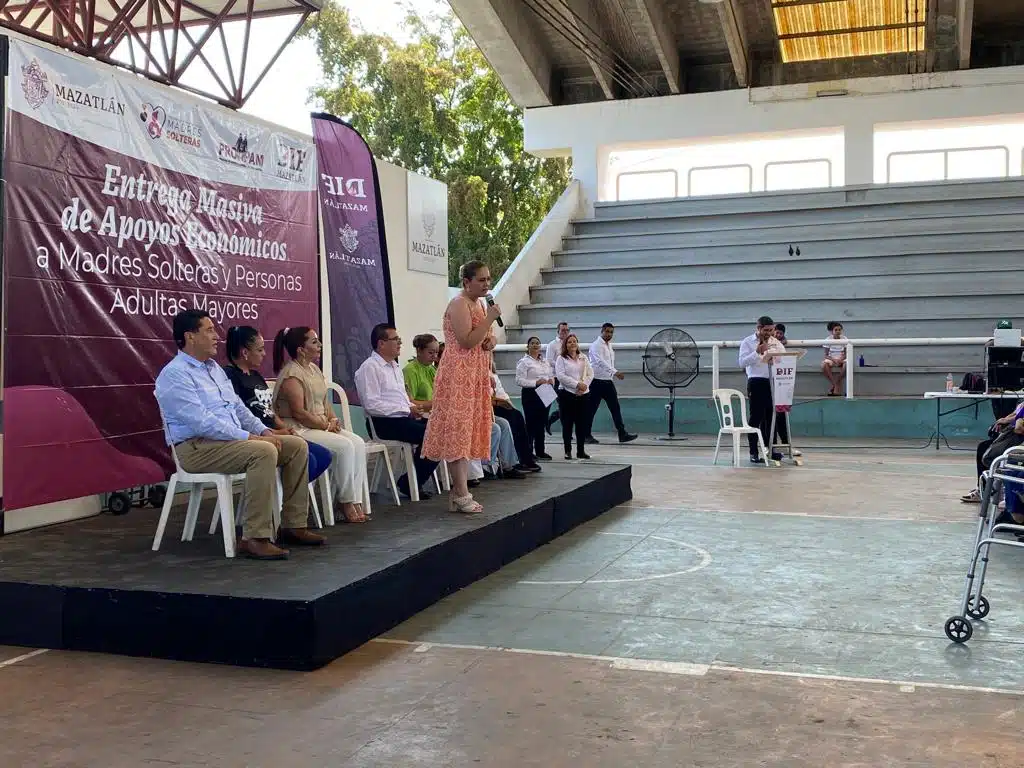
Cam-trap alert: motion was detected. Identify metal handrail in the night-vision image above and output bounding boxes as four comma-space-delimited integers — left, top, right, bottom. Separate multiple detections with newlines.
764, 158, 833, 190
886, 145, 1011, 183
686, 163, 753, 196
615, 169, 679, 200
494, 336, 1006, 400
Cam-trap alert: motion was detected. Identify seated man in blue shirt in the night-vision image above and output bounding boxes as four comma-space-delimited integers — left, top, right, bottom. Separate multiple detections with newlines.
155, 309, 323, 560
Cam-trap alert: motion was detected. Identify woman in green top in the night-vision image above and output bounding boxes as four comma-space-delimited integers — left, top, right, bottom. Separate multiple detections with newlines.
404, 333, 440, 412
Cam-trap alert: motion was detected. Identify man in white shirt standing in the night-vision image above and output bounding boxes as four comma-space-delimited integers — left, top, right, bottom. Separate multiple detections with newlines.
354, 323, 439, 499
586, 323, 637, 444
737, 315, 784, 464
545, 322, 570, 368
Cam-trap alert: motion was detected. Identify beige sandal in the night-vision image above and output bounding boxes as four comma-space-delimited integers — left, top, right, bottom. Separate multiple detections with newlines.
449, 494, 483, 514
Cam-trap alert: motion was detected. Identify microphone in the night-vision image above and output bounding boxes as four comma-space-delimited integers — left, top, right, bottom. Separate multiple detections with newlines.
485, 293, 504, 328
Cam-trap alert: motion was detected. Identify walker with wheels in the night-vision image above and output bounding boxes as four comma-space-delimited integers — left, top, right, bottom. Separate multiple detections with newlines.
944, 445, 1024, 643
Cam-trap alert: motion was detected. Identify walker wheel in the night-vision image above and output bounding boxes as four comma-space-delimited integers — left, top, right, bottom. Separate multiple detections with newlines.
793, 457, 804, 466
108, 492, 132, 516
944, 616, 973, 643
966, 595, 990, 620
146, 484, 167, 509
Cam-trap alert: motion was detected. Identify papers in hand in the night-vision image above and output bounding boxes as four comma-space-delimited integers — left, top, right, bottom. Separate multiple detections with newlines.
536, 383, 558, 407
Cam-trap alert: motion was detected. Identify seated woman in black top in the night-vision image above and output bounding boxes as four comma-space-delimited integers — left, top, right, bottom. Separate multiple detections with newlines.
224, 326, 333, 486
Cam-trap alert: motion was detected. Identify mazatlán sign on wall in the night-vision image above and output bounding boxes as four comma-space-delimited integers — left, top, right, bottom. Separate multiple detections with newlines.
406, 171, 448, 277
2, 39, 319, 511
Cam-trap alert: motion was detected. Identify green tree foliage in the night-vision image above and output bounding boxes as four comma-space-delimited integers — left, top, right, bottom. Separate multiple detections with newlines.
304, 2, 570, 285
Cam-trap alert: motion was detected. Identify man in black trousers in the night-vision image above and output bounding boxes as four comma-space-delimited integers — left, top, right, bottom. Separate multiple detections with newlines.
737, 316, 784, 464
586, 323, 637, 444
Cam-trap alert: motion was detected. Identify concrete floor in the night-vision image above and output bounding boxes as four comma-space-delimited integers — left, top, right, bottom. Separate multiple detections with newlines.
5, 439, 1024, 766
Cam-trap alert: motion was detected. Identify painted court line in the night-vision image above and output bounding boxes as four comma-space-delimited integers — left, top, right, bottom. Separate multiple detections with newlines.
374, 639, 1024, 697
616, 503, 970, 523
620, 460, 970, 480
0, 648, 49, 668
517, 531, 712, 585
596, 450, 972, 469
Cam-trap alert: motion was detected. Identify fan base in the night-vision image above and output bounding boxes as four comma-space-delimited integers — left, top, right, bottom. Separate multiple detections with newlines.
655, 435, 688, 442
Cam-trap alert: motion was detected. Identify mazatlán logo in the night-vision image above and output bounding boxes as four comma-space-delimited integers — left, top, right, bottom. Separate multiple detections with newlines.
20, 58, 49, 110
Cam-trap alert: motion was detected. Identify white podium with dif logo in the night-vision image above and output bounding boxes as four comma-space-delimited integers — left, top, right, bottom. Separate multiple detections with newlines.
768, 350, 805, 466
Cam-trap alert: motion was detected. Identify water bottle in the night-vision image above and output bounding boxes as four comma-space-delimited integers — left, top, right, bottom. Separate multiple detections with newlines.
946, 373, 954, 393
858, 354, 865, 367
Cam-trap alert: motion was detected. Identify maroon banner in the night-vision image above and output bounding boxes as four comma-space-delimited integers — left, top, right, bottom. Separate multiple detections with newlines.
311, 113, 394, 404
2, 41, 318, 512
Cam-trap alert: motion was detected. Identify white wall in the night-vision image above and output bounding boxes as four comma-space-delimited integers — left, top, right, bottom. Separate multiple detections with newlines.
376, 160, 449, 343
524, 65, 1024, 209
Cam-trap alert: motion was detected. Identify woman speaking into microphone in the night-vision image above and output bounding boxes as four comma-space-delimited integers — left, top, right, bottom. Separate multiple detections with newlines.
422, 260, 502, 515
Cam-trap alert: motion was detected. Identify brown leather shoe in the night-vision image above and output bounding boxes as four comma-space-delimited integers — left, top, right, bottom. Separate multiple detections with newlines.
278, 527, 326, 547
239, 538, 289, 560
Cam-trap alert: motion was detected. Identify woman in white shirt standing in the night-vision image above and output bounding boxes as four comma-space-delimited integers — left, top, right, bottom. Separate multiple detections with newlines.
555, 334, 594, 460
516, 336, 556, 461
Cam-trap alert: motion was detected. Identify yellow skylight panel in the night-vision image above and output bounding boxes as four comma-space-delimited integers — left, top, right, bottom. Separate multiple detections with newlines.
772, 0, 927, 63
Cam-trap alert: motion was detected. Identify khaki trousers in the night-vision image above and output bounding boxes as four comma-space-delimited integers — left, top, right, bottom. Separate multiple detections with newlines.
176, 436, 309, 540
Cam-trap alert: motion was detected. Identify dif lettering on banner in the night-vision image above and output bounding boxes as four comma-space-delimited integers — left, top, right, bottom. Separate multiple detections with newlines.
772, 361, 796, 413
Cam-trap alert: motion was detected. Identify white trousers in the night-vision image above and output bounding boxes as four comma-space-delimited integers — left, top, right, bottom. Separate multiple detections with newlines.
298, 428, 368, 505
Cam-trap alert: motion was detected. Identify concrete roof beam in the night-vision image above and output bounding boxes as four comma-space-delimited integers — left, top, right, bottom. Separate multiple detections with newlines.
957, 0, 975, 69
716, 0, 749, 88
448, 0, 555, 107
633, 0, 681, 93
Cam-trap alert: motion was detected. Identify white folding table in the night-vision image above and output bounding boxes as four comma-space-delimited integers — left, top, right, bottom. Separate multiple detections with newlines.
923, 391, 1024, 451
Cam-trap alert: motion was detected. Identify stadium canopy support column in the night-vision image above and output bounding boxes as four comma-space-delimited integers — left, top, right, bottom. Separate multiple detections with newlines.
844, 119, 875, 186
571, 142, 610, 216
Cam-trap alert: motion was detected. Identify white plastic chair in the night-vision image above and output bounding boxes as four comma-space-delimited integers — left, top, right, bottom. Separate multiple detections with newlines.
151, 399, 245, 558
209, 470, 325, 536
433, 461, 452, 494
712, 388, 770, 468
327, 381, 393, 514
244, 378, 332, 527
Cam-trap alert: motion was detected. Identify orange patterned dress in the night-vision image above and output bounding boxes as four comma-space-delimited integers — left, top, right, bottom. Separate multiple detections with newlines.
422, 296, 494, 462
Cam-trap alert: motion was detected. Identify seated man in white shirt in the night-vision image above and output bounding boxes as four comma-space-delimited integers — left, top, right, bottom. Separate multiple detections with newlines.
354, 323, 439, 499
585, 323, 637, 445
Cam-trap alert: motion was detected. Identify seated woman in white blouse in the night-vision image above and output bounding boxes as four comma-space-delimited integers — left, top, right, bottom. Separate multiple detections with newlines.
516, 336, 555, 461
554, 333, 594, 460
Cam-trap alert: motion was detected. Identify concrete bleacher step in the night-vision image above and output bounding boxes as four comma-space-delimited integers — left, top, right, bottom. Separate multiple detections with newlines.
575, 197, 1024, 236
529, 270, 1016, 305
562, 212, 1024, 252
505, 318, 1009, 344
551, 232, 1024, 268
591, 178, 1024, 219
541, 251, 1024, 286
517, 294, 1022, 328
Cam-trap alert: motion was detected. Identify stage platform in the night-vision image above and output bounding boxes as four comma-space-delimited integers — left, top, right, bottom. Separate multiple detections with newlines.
0, 462, 631, 670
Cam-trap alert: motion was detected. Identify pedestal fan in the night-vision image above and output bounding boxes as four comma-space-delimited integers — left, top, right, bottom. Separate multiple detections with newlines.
641, 328, 700, 440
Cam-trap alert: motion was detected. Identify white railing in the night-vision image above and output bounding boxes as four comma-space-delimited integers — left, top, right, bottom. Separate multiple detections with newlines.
885, 146, 1011, 183
764, 158, 833, 190
494, 336, 1001, 400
